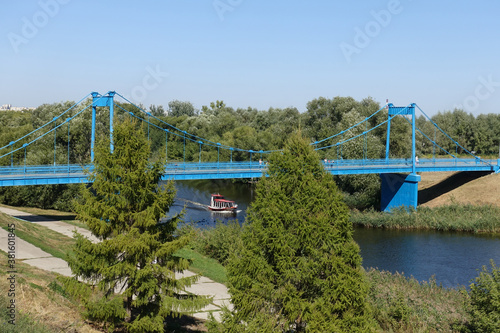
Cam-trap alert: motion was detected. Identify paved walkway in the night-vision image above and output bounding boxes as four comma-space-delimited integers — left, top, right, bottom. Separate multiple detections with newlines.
0, 206, 231, 321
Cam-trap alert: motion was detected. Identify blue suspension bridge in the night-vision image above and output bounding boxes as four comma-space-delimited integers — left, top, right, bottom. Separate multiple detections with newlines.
0, 91, 498, 211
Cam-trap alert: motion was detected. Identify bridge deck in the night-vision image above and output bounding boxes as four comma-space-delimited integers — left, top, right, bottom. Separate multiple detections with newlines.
0, 158, 497, 187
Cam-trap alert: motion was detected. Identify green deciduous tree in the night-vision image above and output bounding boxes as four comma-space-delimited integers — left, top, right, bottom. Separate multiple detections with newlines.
215, 132, 375, 332
65, 119, 209, 332
167, 100, 196, 117
149, 104, 166, 117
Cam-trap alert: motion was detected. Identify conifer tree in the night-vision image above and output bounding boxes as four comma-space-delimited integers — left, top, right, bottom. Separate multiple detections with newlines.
222, 132, 375, 332
66, 119, 209, 333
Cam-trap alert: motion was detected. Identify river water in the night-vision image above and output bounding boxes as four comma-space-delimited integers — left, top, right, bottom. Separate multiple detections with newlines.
167, 180, 500, 288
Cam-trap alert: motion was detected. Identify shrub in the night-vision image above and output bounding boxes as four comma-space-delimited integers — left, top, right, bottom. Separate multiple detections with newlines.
469, 260, 500, 332
191, 221, 243, 265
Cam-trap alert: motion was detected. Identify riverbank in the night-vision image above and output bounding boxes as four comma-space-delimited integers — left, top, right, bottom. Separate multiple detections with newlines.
350, 204, 500, 233
351, 171, 500, 233
188, 222, 473, 332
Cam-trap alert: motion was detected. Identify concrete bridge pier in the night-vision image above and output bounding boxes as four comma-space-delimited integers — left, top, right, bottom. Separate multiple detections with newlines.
380, 173, 421, 212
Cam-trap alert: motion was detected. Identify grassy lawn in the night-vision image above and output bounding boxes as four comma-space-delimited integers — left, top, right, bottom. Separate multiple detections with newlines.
175, 247, 227, 284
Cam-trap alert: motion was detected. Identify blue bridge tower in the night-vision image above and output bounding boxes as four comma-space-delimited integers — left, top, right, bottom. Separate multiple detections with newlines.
381, 103, 420, 211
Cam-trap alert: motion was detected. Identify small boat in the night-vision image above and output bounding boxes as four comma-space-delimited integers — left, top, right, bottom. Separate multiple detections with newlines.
208, 194, 238, 212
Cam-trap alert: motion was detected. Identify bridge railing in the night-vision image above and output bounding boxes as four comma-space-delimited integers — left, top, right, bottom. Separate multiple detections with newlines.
0, 157, 496, 181
0, 162, 268, 178
163, 161, 267, 174
0, 164, 91, 176
322, 157, 493, 167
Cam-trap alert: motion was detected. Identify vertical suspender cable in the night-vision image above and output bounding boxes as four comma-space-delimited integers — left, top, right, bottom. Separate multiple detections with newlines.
433, 126, 436, 162
364, 122, 368, 160
165, 130, 168, 163
91, 103, 96, 162
182, 131, 186, 163
23, 144, 27, 173
411, 104, 416, 174
341, 134, 343, 159
67, 121, 70, 168
53, 117, 57, 166
385, 113, 391, 160
10, 142, 13, 167
109, 92, 115, 154
198, 141, 202, 163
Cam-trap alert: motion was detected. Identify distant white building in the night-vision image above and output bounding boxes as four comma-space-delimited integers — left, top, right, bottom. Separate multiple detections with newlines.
0, 104, 34, 111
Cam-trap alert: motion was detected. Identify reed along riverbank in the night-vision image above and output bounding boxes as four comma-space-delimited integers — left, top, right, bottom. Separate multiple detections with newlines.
350, 204, 500, 234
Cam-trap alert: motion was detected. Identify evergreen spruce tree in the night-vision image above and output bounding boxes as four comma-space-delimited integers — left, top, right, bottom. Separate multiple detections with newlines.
222, 132, 375, 332
66, 119, 209, 333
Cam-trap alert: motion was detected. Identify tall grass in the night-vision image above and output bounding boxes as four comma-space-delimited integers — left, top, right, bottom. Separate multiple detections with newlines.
366, 268, 470, 332
0, 252, 96, 332
0, 293, 54, 333
189, 221, 243, 266
351, 204, 500, 233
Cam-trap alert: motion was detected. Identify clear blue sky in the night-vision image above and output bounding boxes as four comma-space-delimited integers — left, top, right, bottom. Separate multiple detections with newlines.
1, 0, 500, 116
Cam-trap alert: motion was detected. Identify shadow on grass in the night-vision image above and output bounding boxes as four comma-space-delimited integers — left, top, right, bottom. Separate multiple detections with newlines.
11, 214, 76, 223
418, 171, 491, 205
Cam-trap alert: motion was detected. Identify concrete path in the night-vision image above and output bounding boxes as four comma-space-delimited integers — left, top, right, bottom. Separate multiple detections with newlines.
0, 226, 73, 276
0, 206, 231, 321
0, 206, 99, 243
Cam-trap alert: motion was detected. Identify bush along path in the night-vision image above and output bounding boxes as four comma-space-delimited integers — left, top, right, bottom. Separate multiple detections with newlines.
0, 205, 231, 321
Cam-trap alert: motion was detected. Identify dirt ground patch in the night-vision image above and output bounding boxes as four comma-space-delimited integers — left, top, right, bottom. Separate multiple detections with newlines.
419, 171, 500, 208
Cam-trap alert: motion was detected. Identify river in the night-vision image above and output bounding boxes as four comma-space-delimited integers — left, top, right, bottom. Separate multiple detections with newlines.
167, 180, 500, 288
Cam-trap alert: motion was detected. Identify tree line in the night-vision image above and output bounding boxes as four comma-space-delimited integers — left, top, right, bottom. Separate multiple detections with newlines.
0, 96, 499, 211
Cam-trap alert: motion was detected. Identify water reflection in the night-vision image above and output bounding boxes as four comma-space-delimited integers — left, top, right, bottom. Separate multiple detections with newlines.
353, 227, 500, 288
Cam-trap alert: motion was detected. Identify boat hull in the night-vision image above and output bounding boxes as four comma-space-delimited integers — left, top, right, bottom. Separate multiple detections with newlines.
208, 206, 238, 212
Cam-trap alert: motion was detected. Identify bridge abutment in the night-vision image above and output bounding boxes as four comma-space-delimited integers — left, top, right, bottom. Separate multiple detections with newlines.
380, 173, 421, 212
